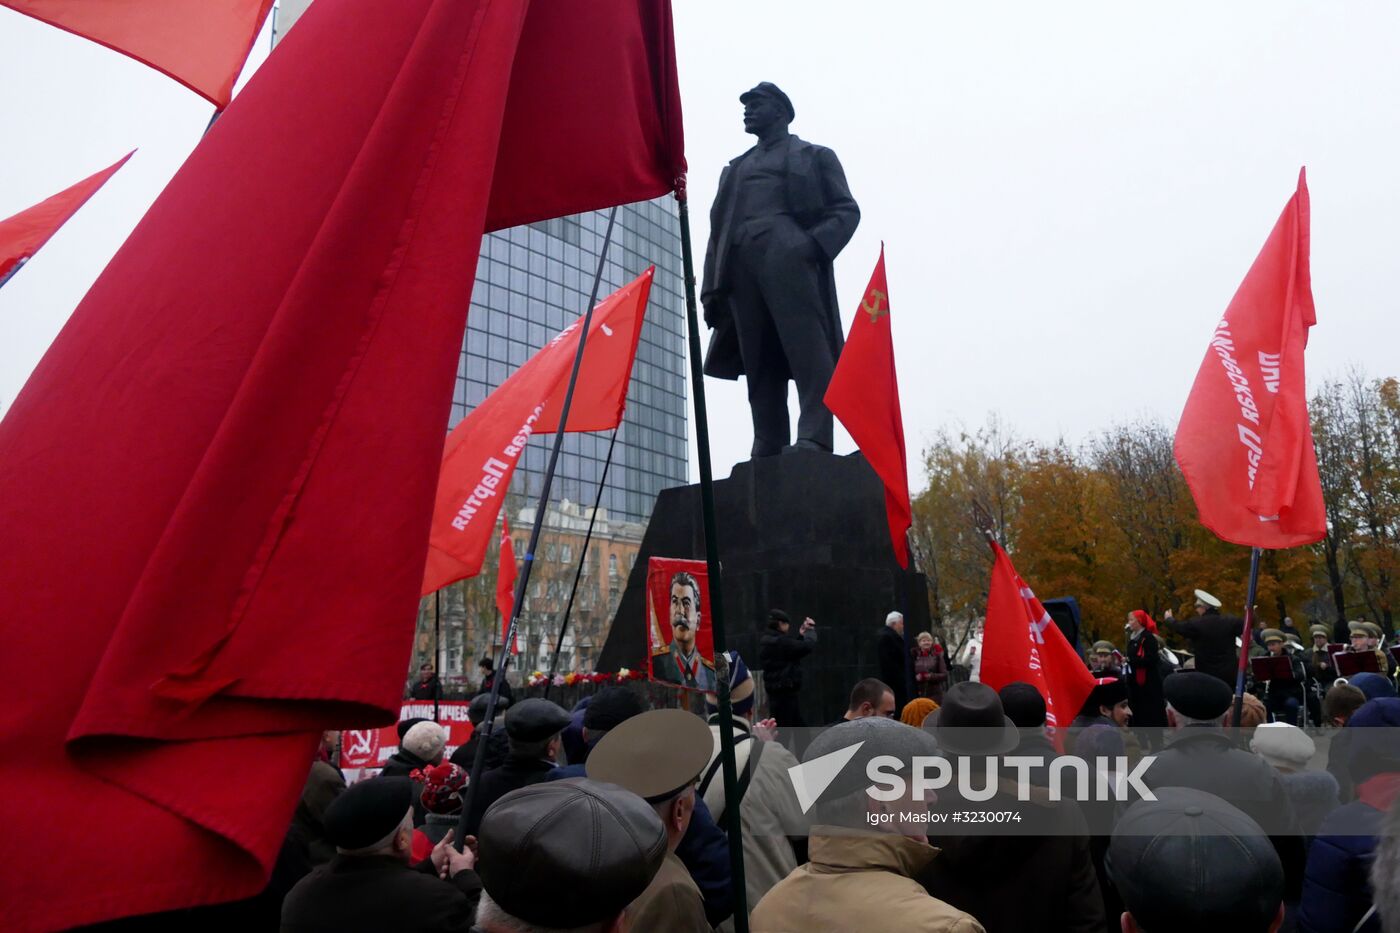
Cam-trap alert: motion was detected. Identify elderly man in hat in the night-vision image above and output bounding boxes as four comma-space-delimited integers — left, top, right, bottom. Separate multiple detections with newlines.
919, 682, 1105, 933
461, 697, 570, 836
587, 708, 715, 932
1107, 787, 1286, 933
1162, 589, 1242, 686
1139, 672, 1305, 899
1250, 723, 1340, 839
281, 776, 478, 932
700, 81, 860, 457
548, 686, 736, 927
752, 716, 983, 932
700, 652, 807, 928
472, 779, 669, 933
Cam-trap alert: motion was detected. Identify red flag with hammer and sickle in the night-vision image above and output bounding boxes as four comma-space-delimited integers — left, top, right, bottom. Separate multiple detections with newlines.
824, 246, 911, 567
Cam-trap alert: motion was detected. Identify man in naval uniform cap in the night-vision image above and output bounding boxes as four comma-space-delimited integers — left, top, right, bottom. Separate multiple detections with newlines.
1162, 589, 1241, 687
587, 708, 715, 932
461, 697, 570, 836
701, 80, 860, 457
281, 776, 478, 932
471, 779, 669, 932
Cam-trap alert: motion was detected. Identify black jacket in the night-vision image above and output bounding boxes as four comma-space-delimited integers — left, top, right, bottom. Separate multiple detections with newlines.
1164, 609, 1241, 685
448, 724, 510, 774
876, 625, 908, 708
758, 627, 815, 694
461, 755, 556, 837
1140, 727, 1305, 899
281, 854, 481, 933
473, 673, 513, 705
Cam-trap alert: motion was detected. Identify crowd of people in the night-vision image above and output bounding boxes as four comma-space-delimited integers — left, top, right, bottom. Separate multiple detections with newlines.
255, 593, 1400, 933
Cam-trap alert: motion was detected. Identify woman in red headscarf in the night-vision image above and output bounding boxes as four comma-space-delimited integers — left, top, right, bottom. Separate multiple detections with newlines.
1125, 610, 1168, 734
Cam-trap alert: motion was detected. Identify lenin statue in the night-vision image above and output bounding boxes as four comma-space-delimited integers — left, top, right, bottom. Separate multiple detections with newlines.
701, 82, 860, 458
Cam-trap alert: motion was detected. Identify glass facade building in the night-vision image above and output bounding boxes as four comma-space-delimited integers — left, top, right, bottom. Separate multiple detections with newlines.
457, 202, 689, 523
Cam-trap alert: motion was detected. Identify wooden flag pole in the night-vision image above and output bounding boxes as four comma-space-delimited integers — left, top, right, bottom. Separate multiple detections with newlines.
455, 206, 620, 852
675, 178, 750, 932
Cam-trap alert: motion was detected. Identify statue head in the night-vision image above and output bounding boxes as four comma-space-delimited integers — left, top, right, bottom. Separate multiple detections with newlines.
740, 82, 794, 137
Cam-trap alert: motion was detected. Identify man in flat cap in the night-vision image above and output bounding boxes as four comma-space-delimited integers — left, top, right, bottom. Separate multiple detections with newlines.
1162, 589, 1241, 687
1107, 788, 1285, 933
281, 776, 478, 933
587, 708, 715, 933
1139, 672, 1304, 900
701, 81, 860, 458
752, 717, 984, 932
461, 697, 570, 836
473, 779, 669, 933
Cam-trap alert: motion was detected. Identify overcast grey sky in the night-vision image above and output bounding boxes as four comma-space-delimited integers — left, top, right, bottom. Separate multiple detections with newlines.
2, 2, 1398, 489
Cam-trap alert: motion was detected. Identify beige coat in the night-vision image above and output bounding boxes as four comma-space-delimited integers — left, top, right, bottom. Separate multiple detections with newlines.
751, 831, 984, 933
703, 716, 807, 926
627, 849, 711, 933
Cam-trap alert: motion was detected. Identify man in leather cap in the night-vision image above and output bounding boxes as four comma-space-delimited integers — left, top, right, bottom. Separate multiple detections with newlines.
702, 82, 860, 457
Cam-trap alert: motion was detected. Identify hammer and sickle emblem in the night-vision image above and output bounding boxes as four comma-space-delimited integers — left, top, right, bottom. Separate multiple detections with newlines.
862, 289, 888, 323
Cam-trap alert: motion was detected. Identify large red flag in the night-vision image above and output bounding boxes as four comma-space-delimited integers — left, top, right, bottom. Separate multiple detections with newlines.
496, 517, 519, 655
824, 246, 912, 567
979, 542, 1096, 749
1174, 169, 1324, 548
0, 0, 682, 926
0, 151, 133, 286
1, 0, 275, 108
421, 268, 654, 594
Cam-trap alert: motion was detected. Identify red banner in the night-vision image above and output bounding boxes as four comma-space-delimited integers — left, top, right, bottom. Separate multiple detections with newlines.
979, 542, 1095, 750
0, 0, 685, 925
339, 701, 475, 774
0, 151, 133, 285
646, 558, 715, 692
422, 269, 654, 594
824, 246, 911, 567
2, 0, 274, 108
1174, 169, 1325, 548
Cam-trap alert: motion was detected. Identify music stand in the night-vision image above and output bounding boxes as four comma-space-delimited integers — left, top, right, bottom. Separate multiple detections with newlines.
1335, 650, 1380, 677
1251, 656, 1296, 684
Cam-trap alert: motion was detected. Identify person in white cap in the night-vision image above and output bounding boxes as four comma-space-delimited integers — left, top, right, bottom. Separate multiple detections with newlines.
1162, 589, 1241, 687
1251, 722, 1340, 840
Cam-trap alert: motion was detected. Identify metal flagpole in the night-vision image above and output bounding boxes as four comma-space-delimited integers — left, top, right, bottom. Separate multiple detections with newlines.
455, 206, 620, 851
900, 532, 917, 706
675, 179, 750, 932
1231, 547, 1263, 728
433, 590, 442, 721
545, 426, 621, 698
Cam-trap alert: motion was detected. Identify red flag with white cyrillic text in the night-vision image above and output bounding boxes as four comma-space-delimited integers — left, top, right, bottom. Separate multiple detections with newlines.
1, 0, 274, 108
1174, 169, 1325, 548
979, 542, 1096, 751
421, 269, 654, 594
824, 246, 911, 567
0, 151, 133, 286
495, 518, 519, 655
0, 0, 682, 927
